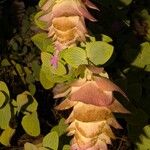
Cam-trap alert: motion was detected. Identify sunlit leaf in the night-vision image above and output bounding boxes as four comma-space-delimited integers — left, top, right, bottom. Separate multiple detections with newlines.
17, 91, 38, 113
32, 33, 53, 51
61, 47, 88, 68
41, 52, 67, 75
0, 127, 16, 146
101, 34, 113, 43
131, 42, 150, 68
24, 142, 38, 150
86, 41, 113, 65
51, 118, 67, 136
136, 125, 150, 150
0, 92, 6, 107
0, 81, 10, 97
40, 69, 55, 89
43, 131, 59, 150
0, 104, 11, 129
22, 112, 40, 137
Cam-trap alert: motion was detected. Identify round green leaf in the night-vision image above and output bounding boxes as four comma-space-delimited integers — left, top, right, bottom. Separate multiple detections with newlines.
0, 104, 11, 129
28, 84, 36, 96
0, 92, 6, 107
41, 52, 66, 75
43, 131, 59, 150
131, 42, 150, 68
22, 112, 40, 137
0, 81, 10, 97
86, 41, 114, 65
0, 127, 16, 146
51, 118, 67, 136
32, 33, 53, 52
24, 142, 38, 150
17, 91, 38, 113
62, 47, 88, 68
40, 69, 55, 89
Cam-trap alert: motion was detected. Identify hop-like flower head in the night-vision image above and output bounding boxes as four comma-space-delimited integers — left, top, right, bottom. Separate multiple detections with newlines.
38, 0, 98, 67
53, 67, 129, 149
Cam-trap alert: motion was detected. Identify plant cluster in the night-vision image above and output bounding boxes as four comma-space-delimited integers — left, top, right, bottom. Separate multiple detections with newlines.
0, 0, 150, 150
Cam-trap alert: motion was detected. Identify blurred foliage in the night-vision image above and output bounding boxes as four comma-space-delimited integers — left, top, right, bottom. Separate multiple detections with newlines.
0, 0, 150, 149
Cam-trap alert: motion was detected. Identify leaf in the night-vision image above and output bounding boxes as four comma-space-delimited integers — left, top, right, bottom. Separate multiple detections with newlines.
62, 145, 70, 150
34, 12, 47, 30
136, 125, 150, 150
62, 47, 88, 68
28, 84, 36, 96
24, 142, 38, 150
39, 0, 47, 7
16, 91, 38, 113
0, 127, 16, 146
119, 0, 132, 6
32, 33, 53, 51
22, 112, 40, 137
31, 60, 41, 80
51, 118, 67, 136
0, 81, 10, 97
86, 41, 113, 65
43, 131, 59, 150
101, 34, 113, 43
1, 59, 11, 67
131, 42, 150, 68
41, 52, 67, 76
0, 92, 6, 107
0, 104, 11, 129
40, 69, 55, 89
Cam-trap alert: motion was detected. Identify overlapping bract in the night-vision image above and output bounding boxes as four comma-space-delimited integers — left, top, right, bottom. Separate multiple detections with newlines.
53, 67, 129, 149
38, 0, 98, 66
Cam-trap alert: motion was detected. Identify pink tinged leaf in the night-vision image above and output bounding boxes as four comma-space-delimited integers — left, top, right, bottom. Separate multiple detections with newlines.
53, 88, 71, 98
84, 0, 100, 11
55, 99, 77, 110
39, 12, 53, 24
108, 99, 130, 114
78, 7, 97, 21
94, 77, 128, 100
70, 82, 113, 106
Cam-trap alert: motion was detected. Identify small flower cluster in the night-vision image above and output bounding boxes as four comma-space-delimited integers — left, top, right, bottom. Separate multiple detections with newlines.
38, 0, 98, 67
53, 67, 129, 150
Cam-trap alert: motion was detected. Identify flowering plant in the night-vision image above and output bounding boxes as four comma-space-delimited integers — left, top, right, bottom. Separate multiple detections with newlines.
32, 0, 130, 149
